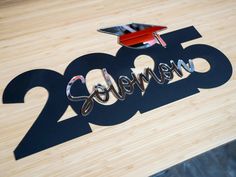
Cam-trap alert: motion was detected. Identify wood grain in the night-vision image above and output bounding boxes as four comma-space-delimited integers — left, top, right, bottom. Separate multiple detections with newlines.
0, 0, 235, 176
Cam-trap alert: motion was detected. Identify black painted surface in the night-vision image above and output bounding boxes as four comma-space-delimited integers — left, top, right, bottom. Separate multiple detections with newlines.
151, 140, 236, 177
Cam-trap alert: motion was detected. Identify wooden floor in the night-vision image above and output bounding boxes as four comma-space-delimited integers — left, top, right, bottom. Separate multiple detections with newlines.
0, 0, 235, 176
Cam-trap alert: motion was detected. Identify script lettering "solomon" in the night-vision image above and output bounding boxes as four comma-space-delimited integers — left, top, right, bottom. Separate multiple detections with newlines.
66, 59, 195, 116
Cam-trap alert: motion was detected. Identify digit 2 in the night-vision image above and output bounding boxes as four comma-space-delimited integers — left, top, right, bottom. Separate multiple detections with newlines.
3, 69, 92, 160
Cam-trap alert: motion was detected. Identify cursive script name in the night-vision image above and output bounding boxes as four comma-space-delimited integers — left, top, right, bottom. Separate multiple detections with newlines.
66, 59, 195, 116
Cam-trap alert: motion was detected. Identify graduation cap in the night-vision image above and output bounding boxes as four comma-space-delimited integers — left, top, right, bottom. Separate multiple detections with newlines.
98, 23, 167, 49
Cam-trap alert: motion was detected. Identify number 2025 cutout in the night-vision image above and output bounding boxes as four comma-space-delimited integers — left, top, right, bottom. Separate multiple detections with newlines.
2, 26, 232, 160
